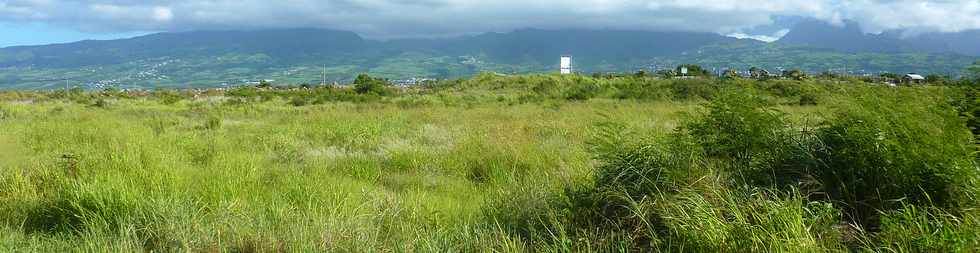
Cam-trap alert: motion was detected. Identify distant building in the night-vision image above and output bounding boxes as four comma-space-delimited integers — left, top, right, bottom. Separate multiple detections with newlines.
560, 55, 573, 74
392, 78, 434, 87
903, 73, 925, 84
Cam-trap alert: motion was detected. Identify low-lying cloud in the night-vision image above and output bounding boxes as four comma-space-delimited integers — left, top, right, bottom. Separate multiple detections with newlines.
1, 0, 979, 39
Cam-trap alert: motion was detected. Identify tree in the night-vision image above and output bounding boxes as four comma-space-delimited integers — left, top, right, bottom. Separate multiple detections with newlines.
817, 71, 839, 79
879, 72, 900, 79
353, 74, 388, 95
879, 72, 900, 84
634, 70, 648, 78
781, 69, 808, 81
749, 67, 766, 79
723, 69, 739, 79
676, 64, 711, 77
257, 80, 272, 88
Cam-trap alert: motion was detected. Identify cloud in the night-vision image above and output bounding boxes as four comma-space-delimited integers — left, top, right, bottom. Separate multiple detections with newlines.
727, 29, 790, 43
1, 0, 979, 38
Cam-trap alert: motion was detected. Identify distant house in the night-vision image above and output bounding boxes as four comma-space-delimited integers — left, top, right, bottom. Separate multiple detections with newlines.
903, 73, 925, 84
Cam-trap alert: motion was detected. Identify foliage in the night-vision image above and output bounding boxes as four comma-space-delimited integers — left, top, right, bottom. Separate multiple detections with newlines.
257, 80, 273, 88
150, 90, 185, 105
811, 88, 977, 227
0, 74, 978, 252
353, 74, 390, 95
562, 80, 601, 101
866, 205, 980, 252
749, 66, 767, 79
722, 69, 738, 79
676, 64, 712, 77
925, 74, 948, 85
968, 62, 980, 79
669, 78, 719, 100
781, 69, 808, 81
685, 92, 785, 162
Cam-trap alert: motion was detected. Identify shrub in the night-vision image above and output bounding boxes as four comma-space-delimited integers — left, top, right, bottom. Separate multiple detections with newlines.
681, 91, 803, 186
610, 77, 670, 100
675, 64, 712, 77
528, 76, 561, 98
394, 96, 436, 108
288, 96, 309, 107
563, 79, 601, 101
24, 189, 139, 235
226, 86, 260, 100
799, 92, 818, 106
866, 205, 980, 252
151, 90, 184, 105
764, 80, 804, 98
590, 121, 705, 199
0, 105, 9, 120
91, 98, 110, 108
781, 69, 808, 81
670, 79, 718, 100
204, 114, 222, 131
651, 188, 845, 252
813, 88, 977, 227
947, 85, 980, 139
353, 74, 389, 95
483, 184, 557, 240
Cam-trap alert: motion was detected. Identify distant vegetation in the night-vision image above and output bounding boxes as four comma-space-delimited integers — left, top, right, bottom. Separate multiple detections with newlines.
0, 69, 978, 251
1, 28, 978, 89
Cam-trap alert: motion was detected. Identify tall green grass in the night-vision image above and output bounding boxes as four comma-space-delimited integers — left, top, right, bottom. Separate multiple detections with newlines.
1, 75, 977, 252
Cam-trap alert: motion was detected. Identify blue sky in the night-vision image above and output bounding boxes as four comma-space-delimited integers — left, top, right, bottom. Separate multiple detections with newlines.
0, 22, 148, 48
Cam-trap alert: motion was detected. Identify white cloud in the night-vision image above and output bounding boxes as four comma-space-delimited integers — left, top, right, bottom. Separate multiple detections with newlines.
727, 29, 790, 42
152, 6, 173, 22
0, 0, 978, 38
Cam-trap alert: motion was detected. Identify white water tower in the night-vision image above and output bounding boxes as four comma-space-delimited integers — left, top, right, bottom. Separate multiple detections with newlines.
560, 55, 573, 74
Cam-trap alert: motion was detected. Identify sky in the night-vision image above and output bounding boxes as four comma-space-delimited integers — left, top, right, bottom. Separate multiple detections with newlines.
2, 0, 980, 47
0, 22, 148, 47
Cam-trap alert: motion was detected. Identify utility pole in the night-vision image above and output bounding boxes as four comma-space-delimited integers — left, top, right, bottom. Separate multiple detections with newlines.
321, 65, 326, 87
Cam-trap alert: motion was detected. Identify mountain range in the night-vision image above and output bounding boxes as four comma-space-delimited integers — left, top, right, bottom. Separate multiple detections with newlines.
1, 21, 978, 89
778, 19, 980, 56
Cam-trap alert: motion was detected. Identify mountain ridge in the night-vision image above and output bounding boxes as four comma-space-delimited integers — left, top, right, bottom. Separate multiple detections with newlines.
777, 19, 980, 56
0, 28, 976, 89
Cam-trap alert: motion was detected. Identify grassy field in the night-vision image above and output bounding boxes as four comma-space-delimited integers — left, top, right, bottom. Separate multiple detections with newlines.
0, 74, 978, 252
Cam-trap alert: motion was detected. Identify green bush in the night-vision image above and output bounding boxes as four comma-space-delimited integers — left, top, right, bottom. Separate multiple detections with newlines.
24, 188, 140, 235
813, 88, 977, 227
681, 91, 804, 186
670, 79, 719, 100
798, 92, 818, 106
151, 90, 184, 105
353, 74, 389, 95
650, 188, 845, 252
288, 96, 309, 107
0, 105, 9, 120
590, 121, 705, 199
763, 80, 804, 98
394, 96, 436, 108
562, 78, 601, 101
610, 77, 670, 100
866, 205, 980, 252
203, 114, 222, 131
91, 98, 110, 108
226, 86, 260, 100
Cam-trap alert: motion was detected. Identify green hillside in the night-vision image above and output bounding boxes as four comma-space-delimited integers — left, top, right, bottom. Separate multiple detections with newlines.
0, 29, 977, 89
